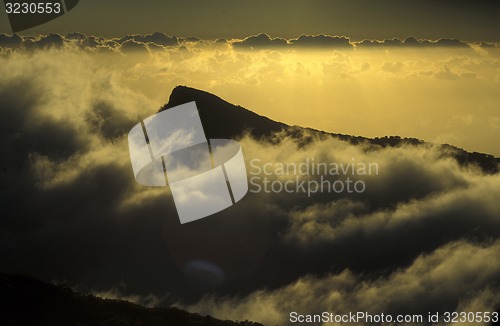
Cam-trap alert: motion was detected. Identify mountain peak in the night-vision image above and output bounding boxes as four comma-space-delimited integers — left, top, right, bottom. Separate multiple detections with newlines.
161, 85, 287, 139
166, 85, 230, 108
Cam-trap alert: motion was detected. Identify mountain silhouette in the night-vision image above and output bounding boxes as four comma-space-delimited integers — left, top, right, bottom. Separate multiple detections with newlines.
162, 86, 500, 174
162, 86, 287, 139
0, 274, 263, 326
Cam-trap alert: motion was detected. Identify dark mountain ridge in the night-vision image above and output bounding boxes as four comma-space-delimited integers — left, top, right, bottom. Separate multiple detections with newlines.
162, 86, 500, 174
0, 274, 263, 326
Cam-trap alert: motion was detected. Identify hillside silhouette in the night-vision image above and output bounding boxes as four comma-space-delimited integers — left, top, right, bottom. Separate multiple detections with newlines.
163, 86, 500, 174
0, 274, 263, 326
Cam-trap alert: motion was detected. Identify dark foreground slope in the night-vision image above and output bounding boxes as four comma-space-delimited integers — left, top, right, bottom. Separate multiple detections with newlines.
0, 274, 262, 326
162, 86, 500, 174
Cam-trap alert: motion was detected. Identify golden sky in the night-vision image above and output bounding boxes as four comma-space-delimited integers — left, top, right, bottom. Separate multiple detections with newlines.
102, 42, 499, 156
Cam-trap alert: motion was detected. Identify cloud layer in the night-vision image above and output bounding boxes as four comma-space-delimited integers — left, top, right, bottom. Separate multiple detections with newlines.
1, 33, 497, 54
0, 35, 499, 325
188, 241, 500, 325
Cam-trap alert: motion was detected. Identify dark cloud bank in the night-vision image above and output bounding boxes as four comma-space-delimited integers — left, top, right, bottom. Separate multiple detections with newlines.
0, 45, 499, 325
0, 32, 495, 54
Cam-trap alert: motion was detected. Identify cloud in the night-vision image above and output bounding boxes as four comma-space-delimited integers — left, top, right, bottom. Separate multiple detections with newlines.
434, 65, 461, 80
403, 37, 470, 48
285, 166, 500, 247
0, 33, 22, 48
0, 49, 176, 299
0, 34, 488, 56
232, 33, 288, 49
92, 287, 163, 308
478, 42, 498, 48
136, 33, 179, 47
222, 133, 500, 289
187, 240, 500, 326
232, 34, 353, 50
381, 61, 404, 73
24, 33, 65, 50
120, 39, 151, 55
289, 34, 352, 48
231, 35, 473, 51
119, 33, 179, 47
322, 51, 351, 76
356, 37, 471, 49
0, 36, 499, 326
357, 38, 404, 48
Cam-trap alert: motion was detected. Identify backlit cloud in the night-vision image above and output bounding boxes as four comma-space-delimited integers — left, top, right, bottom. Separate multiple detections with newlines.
0, 35, 499, 326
